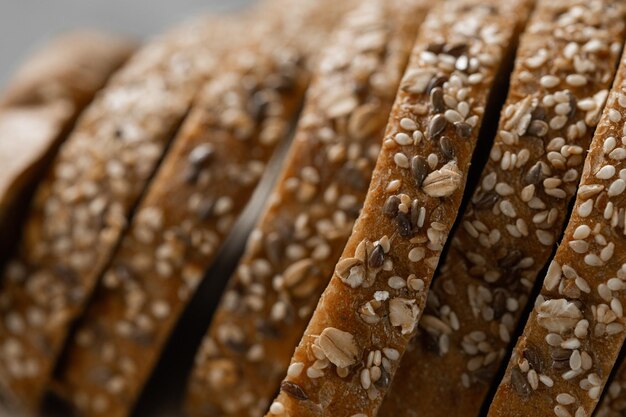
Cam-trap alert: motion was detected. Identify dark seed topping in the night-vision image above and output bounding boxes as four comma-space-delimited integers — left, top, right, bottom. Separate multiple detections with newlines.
368, 244, 385, 268
265, 232, 283, 265
410, 199, 421, 231
524, 161, 543, 185
224, 339, 247, 354
411, 156, 429, 187
256, 320, 281, 339
527, 120, 548, 137
444, 43, 468, 57
383, 195, 401, 218
523, 344, 543, 373
426, 42, 445, 54
196, 198, 215, 220
454, 121, 472, 138
498, 249, 523, 269
510, 367, 531, 397
568, 92, 577, 120
375, 366, 390, 388
281, 381, 308, 401
430, 87, 445, 114
550, 347, 572, 361
473, 191, 499, 210
428, 114, 447, 139
493, 289, 507, 319
188, 144, 215, 166
439, 136, 455, 160
531, 105, 546, 121
427, 74, 448, 95
396, 212, 413, 238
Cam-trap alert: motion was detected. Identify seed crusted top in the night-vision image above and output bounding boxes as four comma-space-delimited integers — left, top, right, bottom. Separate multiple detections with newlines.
377, 1, 626, 417
52, 33, 308, 417
264, 0, 532, 416
0, 16, 243, 411
488, 51, 626, 417
185, 1, 428, 416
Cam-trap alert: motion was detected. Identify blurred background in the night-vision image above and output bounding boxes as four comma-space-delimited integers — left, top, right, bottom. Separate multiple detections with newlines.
0, 0, 252, 87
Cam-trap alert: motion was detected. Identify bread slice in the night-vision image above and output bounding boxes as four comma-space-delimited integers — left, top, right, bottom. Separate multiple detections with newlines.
185, 1, 430, 416
378, 1, 626, 416
262, 0, 534, 415
486, 46, 626, 417
0, 31, 135, 267
0, 15, 245, 413
51, 2, 358, 416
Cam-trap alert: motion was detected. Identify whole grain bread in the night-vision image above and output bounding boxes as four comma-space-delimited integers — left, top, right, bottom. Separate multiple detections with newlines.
377, 1, 626, 416
0, 31, 135, 267
52, 34, 309, 417
0, 15, 246, 413
262, 0, 534, 415
185, 1, 429, 416
50, 2, 360, 416
487, 46, 626, 417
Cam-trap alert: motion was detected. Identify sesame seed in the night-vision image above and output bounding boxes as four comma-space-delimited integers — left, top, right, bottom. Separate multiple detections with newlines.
566, 74, 587, 87
400, 118, 417, 131
540, 75, 560, 88
394, 153, 410, 169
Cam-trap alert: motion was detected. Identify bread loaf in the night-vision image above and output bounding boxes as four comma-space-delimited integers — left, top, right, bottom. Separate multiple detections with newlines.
0, 16, 244, 412
378, 1, 626, 416
185, 1, 429, 416
263, 0, 533, 415
487, 45, 626, 417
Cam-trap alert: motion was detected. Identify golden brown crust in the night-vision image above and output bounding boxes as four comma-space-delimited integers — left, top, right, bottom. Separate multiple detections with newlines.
0, 31, 135, 267
0, 16, 242, 413
184, 1, 429, 416
487, 46, 626, 417
378, 1, 626, 416
263, 0, 533, 416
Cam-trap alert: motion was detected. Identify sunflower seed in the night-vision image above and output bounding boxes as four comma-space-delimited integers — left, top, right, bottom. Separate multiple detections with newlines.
428, 114, 447, 139
281, 381, 308, 401
411, 156, 429, 187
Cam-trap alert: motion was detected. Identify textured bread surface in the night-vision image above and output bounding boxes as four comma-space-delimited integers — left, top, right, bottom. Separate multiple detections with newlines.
0, 15, 243, 412
262, 0, 533, 415
0, 31, 136, 268
487, 46, 626, 417
185, 1, 429, 416
378, 1, 626, 416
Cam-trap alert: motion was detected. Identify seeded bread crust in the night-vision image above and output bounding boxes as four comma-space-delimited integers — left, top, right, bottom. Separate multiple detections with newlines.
595, 359, 626, 417
262, 0, 533, 416
0, 16, 244, 413
0, 31, 135, 266
52, 34, 309, 417
185, 1, 429, 416
377, 2, 626, 416
487, 49, 626, 417
50, 2, 360, 416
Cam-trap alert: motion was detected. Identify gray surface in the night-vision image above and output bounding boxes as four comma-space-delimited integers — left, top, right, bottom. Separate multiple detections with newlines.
0, 0, 253, 88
